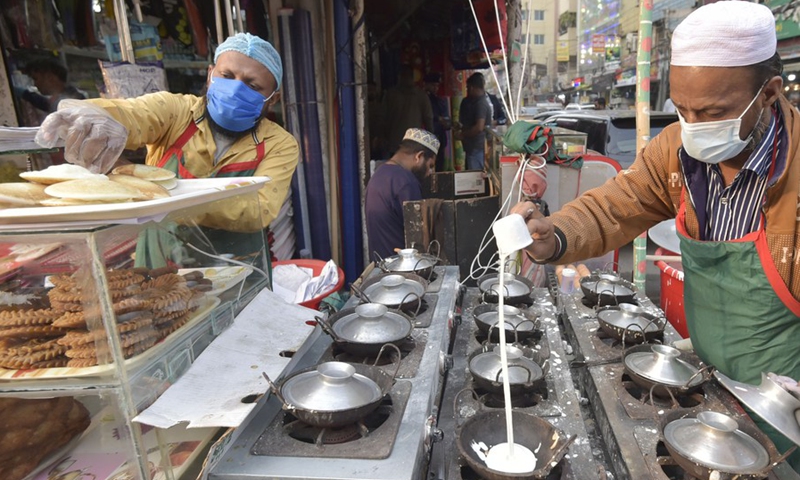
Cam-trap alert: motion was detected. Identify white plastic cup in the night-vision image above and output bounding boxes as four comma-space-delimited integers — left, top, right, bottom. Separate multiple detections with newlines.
560, 267, 577, 294
492, 214, 533, 257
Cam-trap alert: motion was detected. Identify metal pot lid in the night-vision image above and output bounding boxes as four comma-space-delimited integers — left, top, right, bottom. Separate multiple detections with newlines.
584, 275, 635, 297
624, 345, 702, 387
333, 304, 411, 344
363, 274, 425, 305
480, 273, 531, 298
664, 411, 769, 473
476, 305, 536, 332
714, 371, 800, 448
597, 304, 661, 333
281, 362, 382, 411
469, 345, 544, 384
383, 249, 436, 272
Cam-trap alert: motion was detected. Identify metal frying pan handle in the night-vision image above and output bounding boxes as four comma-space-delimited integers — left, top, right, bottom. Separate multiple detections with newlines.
351, 283, 374, 304
550, 434, 578, 465
494, 363, 532, 383
427, 239, 441, 259
602, 261, 620, 274
399, 292, 423, 317
413, 257, 435, 282
504, 256, 521, 275
261, 371, 289, 406
622, 321, 647, 346
767, 445, 799, 473
374, 342, 402, 382
373, 251, 388, 271
316, 315, 344, 342
453, 388, 480, 427
597, 284, 619, 306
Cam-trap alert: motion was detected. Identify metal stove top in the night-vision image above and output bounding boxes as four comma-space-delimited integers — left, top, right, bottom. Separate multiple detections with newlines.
207, 266, 460, 480
428, 287, 606, 479
559, 289, 800, 480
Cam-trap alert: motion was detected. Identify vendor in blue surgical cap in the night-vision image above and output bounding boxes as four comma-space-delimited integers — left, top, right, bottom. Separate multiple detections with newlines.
36, 32, 299, 233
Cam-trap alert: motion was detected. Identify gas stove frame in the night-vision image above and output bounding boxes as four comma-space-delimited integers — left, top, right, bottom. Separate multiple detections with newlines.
207, 266, 460, 480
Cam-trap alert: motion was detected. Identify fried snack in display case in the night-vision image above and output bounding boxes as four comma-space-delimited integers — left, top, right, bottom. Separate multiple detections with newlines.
0, 178, 270, 480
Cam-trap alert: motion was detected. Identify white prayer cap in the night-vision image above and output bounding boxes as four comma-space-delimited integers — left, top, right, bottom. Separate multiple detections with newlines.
404, 128, 440, 155
671, 1, 776, 67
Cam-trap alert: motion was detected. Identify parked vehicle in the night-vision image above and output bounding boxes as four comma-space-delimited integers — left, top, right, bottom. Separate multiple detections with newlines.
541, 111, 678, 168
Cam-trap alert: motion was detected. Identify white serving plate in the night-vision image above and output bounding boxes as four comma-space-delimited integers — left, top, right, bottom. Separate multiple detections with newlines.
648, 218, 681, 255
0, 177, 269, 230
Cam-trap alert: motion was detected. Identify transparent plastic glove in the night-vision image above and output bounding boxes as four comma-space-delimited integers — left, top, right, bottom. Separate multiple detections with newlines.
768, 372, 800, 398
35, 99, 128, 173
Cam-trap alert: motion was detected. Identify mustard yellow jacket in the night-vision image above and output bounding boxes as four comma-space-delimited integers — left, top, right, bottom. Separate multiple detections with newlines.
88, 93, 299, 232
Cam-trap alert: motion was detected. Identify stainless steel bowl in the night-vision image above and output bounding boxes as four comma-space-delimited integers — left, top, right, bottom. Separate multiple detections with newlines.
361, 274, 426, 305
624, 344, 702, 388
664, 411, 770, 474
478, 273, 532, 298
331, 304, 412, 344
281, 362, 382, 411
382, 248, 437, 272
469, 345, 544, 385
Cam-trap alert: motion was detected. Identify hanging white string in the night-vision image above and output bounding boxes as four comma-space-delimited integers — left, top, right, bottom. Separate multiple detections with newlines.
467, 0, 512, 125
492, 0, 515, 120
514, 0, 535, 122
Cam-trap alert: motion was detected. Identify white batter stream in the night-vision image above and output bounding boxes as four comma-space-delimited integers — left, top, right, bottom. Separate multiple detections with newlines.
482, 254, 538, 473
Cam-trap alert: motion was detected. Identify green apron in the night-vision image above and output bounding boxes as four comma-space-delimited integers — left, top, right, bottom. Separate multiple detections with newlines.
135, 120, 270, 271
677, 199, 800, 471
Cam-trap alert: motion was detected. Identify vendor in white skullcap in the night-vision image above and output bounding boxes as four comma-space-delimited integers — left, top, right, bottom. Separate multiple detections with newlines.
507, 2, 800, 469
365, 128, 439, 258
36, 32, 298, 234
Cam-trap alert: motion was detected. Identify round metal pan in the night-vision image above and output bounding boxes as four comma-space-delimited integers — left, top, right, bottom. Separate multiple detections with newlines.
316, 306, 413, 357
471, 303, 541, 343
580, 273, 637, 306
596, 304, 665, 344
477, 272, 534, 305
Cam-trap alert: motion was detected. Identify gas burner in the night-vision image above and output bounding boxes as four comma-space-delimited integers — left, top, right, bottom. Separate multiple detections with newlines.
282, 396, 394, 447
620, 373, 704, 409
581, 296, 639, 309
472, 329, 543, 348
477, 389, 544, 409
458, 459, 565, 480
333, 337, 415, 365
655, 440, 698, 479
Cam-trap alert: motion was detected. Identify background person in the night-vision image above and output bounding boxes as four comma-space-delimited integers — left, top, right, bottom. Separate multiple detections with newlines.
456, 72, 492, 170
511, 3, 800, 469
365, 128, 439, 259
381, 65, 434, 156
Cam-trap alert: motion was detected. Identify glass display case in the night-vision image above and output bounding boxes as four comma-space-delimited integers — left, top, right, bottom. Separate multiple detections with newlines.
0, 177, 270, 480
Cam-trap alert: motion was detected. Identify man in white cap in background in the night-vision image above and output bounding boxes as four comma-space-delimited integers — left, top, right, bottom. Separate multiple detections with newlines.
36, 32, 298, 234
510, 1, 800, 468
365, 128, 439, 259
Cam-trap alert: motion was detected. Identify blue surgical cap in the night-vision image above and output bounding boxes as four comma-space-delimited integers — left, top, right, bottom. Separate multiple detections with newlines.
214, 33, 283, 88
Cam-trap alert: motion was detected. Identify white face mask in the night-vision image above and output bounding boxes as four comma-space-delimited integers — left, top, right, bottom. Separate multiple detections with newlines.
677, 85, 766, 165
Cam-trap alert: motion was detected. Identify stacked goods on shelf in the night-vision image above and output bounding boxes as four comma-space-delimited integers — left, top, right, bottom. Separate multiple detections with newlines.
0, 396, 91, 480
0, 267, 212, 369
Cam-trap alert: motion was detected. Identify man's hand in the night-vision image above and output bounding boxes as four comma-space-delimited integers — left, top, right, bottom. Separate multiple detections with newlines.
509, 201, 558, 262
35, 100, 128, 174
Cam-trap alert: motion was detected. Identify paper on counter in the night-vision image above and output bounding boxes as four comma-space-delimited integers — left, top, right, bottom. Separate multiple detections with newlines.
272, 260, 340, 303
134, 288, 317, 429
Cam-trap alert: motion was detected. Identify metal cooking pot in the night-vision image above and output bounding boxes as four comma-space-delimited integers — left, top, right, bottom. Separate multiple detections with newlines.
596, 304, 664, 344
468, 345, 546, 396
659, 409, 789, 479
317, 304, 413, 356
579, 273, 637, 306
477, 272, 534, 305
454, 390, 575, 480
354, 272, 427, 313
623, 344, 709, 398
376, 248, 439, 281
471, 303, 540, 343
262, 359, 398, 428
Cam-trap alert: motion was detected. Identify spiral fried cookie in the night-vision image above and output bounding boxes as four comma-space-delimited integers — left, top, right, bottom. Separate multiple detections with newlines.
0, 325, 66, 339
142, 273, 185, 290
0, 308, 61, 327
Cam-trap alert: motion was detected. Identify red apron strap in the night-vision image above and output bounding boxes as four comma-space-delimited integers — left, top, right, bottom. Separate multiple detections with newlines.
156, 122, 199, 169
214, 140, 268, 176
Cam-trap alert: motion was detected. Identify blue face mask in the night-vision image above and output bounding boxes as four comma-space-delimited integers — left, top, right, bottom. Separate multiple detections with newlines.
206, 74, 274, 132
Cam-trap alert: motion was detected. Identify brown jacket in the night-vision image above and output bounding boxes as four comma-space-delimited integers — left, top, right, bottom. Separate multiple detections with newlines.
552, 96, 800, 300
